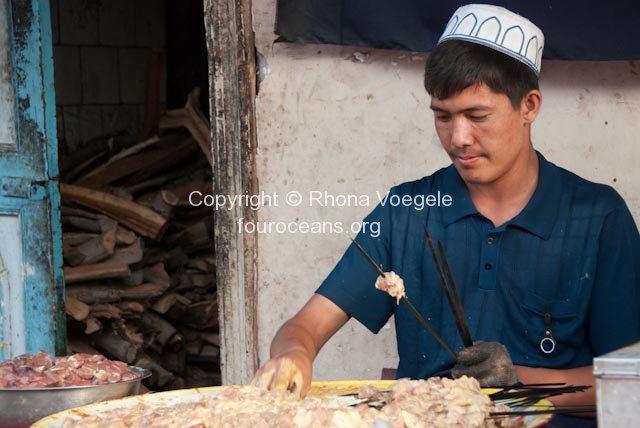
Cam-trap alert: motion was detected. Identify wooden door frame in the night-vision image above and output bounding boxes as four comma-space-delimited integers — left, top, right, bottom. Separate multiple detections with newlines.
203, 0, 259, 384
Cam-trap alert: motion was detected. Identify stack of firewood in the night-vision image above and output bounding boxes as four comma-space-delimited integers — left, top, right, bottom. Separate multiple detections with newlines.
61, 90, 221, 390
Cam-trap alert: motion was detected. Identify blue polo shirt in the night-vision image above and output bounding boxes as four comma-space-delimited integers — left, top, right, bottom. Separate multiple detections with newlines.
317, 152, 640, 380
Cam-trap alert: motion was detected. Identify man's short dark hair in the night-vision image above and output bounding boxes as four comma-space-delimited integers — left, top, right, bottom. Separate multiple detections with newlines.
424, 40, 539, 108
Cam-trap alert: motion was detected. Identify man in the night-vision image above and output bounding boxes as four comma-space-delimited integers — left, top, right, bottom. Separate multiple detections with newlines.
253, 3, 640, 414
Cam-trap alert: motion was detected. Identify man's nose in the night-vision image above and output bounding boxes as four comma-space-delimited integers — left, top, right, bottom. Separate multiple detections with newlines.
450, 118, 473, 148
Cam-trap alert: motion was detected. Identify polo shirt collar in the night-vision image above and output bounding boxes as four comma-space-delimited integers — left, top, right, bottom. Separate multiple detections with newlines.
510, 151, 561, 240
440, 165, 478, 226
440, 151, 561, 240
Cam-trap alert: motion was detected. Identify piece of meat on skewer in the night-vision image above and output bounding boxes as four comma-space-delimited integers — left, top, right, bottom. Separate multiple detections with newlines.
375, 271, 406, 304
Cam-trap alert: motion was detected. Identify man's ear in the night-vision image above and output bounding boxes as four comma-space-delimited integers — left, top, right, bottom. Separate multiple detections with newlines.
520, 89, 542, 124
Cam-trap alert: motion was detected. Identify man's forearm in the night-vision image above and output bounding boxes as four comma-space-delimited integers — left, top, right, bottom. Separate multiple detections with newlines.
515, 365, 595, 408
269, 318, 320, 360
270, 294, 350, 361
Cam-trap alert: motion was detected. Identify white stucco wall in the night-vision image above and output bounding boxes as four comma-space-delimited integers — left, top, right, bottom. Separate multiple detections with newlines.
252, 0, 640, 381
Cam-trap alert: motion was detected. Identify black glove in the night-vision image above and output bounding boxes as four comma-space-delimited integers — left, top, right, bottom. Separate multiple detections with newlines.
451, 341, 518, 387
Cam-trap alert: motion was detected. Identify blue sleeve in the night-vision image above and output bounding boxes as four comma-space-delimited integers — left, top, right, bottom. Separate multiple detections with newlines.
316, 194, 396, 334
588, 202, 640, 355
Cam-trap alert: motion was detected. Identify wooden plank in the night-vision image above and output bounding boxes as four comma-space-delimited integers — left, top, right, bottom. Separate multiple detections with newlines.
159, 88, 213, 165
115, 226, 137, 245
204, 0, 259, 384
109, 238, 144, 265
59, 183, 168, 239
65, 296, 90, 321
63, 232, 98, 246
66, 282, 169, 304
75, 135, 192, 187
64, 228, 117, 266
64, 262, 130, 283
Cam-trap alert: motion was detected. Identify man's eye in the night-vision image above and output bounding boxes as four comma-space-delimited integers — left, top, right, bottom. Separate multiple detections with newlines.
435, 116, 451, 122
469, 115, 488, 122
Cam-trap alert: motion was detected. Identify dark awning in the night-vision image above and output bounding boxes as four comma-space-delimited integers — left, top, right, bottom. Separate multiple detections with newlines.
275, 0, 640, 60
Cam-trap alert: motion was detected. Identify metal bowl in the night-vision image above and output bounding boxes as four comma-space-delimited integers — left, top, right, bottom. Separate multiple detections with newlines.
0, 366, 150, 428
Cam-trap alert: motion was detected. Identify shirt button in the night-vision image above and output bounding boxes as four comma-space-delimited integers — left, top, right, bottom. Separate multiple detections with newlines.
484, 263, 493, 270
487, 237, 494, 245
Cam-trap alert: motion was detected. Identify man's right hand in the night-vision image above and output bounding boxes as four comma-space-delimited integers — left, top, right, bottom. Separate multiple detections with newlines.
251, 349, 312, 398
250, 294, 350, 399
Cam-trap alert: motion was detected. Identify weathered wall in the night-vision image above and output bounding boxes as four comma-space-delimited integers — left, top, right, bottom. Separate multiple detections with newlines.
252, 0, 640, 380
50, 0, 165, 152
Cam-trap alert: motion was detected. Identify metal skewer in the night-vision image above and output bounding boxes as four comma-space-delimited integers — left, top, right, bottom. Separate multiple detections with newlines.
423, 227, 473, 348
437, 240, 473, 347
399, 296, 456, 359
350, 238, 457, 359
350, 238, 386, 278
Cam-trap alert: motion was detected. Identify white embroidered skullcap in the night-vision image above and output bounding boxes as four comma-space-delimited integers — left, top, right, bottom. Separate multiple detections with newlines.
438, 4, 544, 75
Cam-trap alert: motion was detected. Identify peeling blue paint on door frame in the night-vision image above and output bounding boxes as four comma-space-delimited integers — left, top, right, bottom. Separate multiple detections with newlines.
0, 0, 65, 359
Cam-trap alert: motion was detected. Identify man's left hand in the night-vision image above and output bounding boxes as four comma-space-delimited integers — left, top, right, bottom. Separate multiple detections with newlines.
452, 341, 518, 387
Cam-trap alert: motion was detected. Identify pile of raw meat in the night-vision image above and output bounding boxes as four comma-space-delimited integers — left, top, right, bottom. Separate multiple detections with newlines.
0, 351, 139, 388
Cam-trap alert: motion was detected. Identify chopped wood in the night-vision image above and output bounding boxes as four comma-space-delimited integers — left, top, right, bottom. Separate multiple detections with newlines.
66, 282, 169, 304
141, 311, 180, 346
99, 217, 119, 232
62, 216, 102, 233
185, 339, 202, 356
62, 206, 100, 219
115, 301, 146, 315
112, 319, 145, 348
137, 190, 180, 220
89, 303, 122, 319
65, 228, 117, 266
61, 215, 119, 238
102, 136, 161, 166
175, 273, 214, 290
61, 118, 220, 392
160, 88, 213, 165
84, 318, 103, 335
151, 292, 190, 314
109, 238, 144, 265
200, 344, 220, 359
181, 300, 218, 329
159, 349, 186, 374
124, 168, 188, 195
106, 186, 134, 201
60, 183, 168, 240
164, 247, 189, 272
186, 257, 213, 273
122, 141, 200, 187
190, 273, 213, 288
135, 353, 174, 387
168, 179, 212, 207
116, 226, 138, 245
179, 327, 219, 347
76, 135, 194, 188
92, 330, 139, 363
65, 296, 90, 321
143, 262, 171, 288
168, 377, 185, 390
164, 221, 212, 253
123, 269, 145, 286
63, 232, 99, 246
64, 262, 130, 283
67, 338, 101, 355
59, 134, 137, 181
185, 365, 221, 388
64, 152, 108, 184
200, 331, 220, 347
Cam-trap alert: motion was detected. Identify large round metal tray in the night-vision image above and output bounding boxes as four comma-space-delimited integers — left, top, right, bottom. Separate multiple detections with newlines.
32, 380, 553, 428
0, 366, 150, 428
